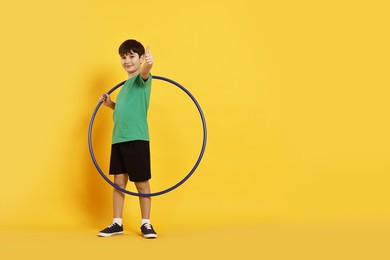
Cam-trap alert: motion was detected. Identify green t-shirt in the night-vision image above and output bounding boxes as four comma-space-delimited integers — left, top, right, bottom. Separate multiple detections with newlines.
112, 74, 152, 144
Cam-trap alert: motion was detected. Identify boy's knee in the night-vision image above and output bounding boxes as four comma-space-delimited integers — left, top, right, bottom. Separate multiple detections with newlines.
114, 174, 128, 188
135, 181, 150, 194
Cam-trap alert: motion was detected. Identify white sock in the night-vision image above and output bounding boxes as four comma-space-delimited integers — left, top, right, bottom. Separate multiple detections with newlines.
113, 218, 122, 226
141, 219, 150, 226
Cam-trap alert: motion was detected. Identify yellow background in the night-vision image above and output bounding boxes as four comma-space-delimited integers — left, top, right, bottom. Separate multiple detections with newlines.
1, 0, 389, 259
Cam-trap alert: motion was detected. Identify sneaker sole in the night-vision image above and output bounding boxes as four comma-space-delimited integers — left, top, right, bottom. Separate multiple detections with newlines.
98, 231, 124, 237
143, 233, 157, 239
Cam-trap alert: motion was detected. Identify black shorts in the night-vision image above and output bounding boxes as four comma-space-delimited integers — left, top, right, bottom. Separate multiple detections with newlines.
109, 140, 151, 182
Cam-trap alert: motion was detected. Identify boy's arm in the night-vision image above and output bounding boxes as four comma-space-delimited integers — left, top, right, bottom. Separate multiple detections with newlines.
140, 46, 154, 80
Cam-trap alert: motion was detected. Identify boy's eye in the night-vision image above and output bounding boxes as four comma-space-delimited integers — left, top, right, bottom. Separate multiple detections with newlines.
121, 55, 136, 59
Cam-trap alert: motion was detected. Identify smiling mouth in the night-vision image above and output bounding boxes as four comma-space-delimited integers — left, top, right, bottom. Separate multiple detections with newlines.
124, 65, 135, 70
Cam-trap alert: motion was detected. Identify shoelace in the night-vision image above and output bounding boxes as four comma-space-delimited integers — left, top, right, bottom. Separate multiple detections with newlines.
108, 223, 118, 228
143, 223, 152, 230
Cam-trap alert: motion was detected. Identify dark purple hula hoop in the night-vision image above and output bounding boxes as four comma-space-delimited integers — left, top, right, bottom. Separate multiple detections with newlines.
88, 75, 207, 197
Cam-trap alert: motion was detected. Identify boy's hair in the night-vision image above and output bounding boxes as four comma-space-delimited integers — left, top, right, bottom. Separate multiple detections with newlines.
118, 39, 145, 57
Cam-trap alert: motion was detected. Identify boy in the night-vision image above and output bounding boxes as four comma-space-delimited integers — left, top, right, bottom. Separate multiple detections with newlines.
97, 39, 157, 238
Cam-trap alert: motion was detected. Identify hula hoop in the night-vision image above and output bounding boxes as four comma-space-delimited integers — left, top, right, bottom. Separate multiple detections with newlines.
88, 75, 207, 197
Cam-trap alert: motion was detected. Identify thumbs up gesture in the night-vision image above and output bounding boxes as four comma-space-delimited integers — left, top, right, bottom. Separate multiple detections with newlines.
144, 46, 154, 65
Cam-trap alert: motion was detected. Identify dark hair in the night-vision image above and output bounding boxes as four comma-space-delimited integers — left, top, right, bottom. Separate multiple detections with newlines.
118, 39, 145, 57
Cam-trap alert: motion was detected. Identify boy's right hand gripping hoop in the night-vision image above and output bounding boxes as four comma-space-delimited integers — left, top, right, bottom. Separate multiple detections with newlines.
88, 75, 207, 197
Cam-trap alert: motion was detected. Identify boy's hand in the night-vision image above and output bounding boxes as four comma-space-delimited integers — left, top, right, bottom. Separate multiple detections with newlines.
144, 46, 154, 64
140, 45, 154, 80
99, 93, 115, 109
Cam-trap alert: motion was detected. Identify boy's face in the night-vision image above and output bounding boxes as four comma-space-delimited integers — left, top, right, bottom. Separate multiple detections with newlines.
120, 51, 144, 75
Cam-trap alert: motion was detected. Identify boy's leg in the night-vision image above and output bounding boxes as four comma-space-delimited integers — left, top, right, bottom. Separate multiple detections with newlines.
135, 180, 157, 238
113, 174, 128, 218
134, 180, 151, 219
97, 174, 128, 237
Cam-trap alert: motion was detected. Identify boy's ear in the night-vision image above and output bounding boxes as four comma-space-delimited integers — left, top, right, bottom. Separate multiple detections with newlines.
140, 54, 145, 63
